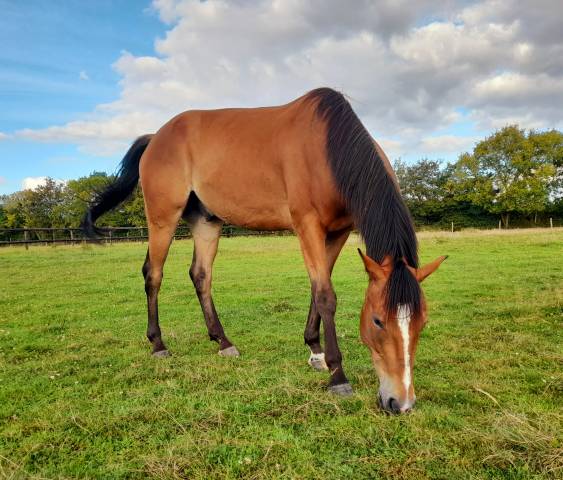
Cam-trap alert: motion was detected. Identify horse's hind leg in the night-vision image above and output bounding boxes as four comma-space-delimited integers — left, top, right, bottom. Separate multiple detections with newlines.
143, 206, 184, 356
143, 220, 179, 355
142, 250, 165, 355
305, 228, 351, 371
188, 214, 239, 356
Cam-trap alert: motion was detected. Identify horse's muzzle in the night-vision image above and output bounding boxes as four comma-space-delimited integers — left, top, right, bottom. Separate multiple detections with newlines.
378, 393, 415, 414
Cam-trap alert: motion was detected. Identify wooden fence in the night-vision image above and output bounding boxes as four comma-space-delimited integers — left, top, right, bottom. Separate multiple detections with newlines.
1, 220, 558, 248
0, 226, 291, 248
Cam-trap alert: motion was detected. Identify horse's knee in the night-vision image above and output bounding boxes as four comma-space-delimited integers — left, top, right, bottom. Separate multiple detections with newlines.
314, 286, 336, 318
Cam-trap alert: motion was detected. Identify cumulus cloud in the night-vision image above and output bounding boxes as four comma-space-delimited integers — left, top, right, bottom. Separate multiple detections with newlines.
12, 0, 563, 158
418, 135, 480, 155
21, 177, 65, 190
0, 132, 8, 140
16, 112, 157, 155
22, 177, 49, 190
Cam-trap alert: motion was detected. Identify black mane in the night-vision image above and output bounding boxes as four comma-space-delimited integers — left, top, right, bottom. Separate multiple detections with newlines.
307, 87, 421, 315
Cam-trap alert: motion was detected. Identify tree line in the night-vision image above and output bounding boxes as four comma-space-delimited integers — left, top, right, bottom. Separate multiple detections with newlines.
1, 125, 562, 231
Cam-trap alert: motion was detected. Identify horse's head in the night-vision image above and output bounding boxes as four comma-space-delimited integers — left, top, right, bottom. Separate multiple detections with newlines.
358, 250, 446, 414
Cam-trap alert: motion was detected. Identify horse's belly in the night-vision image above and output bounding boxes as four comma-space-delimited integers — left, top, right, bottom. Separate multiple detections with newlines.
216, 201, 293, 231
194, 182, 293, 231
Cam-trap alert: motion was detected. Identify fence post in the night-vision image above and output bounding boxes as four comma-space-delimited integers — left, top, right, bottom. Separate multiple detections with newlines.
451, 222, 454, 233
498, 220, 501, 230
109, 230, 113, 245
24, 228, 29, 250
550, 217, 553, 229
70, 229, 74, 245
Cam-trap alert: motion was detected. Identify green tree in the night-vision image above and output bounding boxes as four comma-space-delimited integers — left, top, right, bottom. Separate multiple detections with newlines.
394, 158, 450, 222
0, 196, 7, 228
123, 186, 147, 226
2, 191, 29, 228
63, 171, 150, 227
448, 126, 557, 227
21, 178, 66, 228
1, 173, 148, 231
529, 129, 563, 217
64, 172, 119, 227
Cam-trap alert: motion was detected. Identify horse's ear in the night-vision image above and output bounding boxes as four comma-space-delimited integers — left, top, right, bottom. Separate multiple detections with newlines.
415, 255, 448, 282
357, 249, 388, 281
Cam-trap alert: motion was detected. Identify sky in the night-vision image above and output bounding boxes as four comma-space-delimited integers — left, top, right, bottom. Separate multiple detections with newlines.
1, 0, 562, 195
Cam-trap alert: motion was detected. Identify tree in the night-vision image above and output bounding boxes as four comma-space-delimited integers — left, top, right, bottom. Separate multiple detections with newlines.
64, 173, 105, 227
529, 129, 563, 215
64, 171, 150, 227
123, 187, 147, 226
394, 158, 450, 222
20, 178, 66, 228
0, 196, 7, 228
2, 191, 29, 228
448, 126, 557, 227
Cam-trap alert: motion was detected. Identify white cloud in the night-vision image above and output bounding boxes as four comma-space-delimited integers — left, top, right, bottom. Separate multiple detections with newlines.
79, 70, 89, 81
472, 72, 563, 106
22, 177, 48, 190
21, 177, 65, 191
378, 138, 405, 160
12, 0, 563, 159
16, 112, 158, 155
0, 132, 8, 140
418, 135, 479, 155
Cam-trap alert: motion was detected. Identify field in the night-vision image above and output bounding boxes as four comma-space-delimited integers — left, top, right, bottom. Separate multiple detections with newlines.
1, 229, 562, 479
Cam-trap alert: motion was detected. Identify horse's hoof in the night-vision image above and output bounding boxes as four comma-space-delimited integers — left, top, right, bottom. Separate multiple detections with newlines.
328, 382, 354, 397
218, 346, 240, 357
152, 349, 170, 358
308, 352, 328, 371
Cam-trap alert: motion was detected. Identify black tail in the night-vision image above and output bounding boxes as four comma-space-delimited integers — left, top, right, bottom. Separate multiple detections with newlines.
82, 134, 153, 238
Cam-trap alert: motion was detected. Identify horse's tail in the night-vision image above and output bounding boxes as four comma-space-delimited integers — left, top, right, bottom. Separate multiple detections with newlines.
81, 134, 153, 238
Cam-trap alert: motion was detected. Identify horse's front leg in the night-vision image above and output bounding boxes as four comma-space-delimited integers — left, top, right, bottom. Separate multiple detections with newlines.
304, 228, 351, 372
295, 217, 353, 396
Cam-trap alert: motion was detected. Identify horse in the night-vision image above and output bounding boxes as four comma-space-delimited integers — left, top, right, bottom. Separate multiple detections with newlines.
83, 88, 446, 414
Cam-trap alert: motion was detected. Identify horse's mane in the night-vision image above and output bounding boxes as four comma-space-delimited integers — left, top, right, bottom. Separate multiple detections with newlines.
306, 87, 421, 316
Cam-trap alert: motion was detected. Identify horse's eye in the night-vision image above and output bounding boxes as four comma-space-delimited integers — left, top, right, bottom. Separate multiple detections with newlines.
373, 317, 384, 329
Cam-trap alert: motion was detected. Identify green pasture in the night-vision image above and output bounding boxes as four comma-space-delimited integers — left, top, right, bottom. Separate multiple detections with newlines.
1, 229, 562, 479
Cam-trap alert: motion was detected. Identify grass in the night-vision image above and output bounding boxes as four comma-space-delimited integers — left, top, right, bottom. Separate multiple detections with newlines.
0, 229, 561, 479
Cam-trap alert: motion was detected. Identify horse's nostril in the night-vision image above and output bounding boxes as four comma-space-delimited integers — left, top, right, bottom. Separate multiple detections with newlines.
388, 397, 401, 414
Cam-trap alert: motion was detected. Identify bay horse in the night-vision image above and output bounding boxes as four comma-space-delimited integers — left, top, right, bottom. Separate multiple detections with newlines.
83, 88, 446, 414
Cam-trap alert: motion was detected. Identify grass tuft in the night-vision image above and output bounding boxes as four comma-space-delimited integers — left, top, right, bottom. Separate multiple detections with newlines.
479, 412, 562, 477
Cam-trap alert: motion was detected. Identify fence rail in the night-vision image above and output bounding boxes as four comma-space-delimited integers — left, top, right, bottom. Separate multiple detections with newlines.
0, 226, 291, 248
0, 219, 559, 248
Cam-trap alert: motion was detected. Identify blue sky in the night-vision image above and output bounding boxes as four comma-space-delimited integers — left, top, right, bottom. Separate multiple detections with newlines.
1, 0, 561, 195
0, 0, 165, 194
